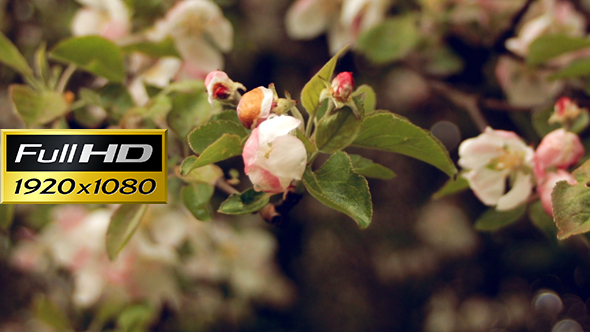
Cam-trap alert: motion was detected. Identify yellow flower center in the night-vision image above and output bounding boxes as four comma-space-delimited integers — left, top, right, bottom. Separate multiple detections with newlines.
493, 147, 525, 171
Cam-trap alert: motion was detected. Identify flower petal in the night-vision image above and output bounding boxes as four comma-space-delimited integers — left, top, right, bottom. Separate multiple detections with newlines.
286, 0, 332, 39
142, 57, 183, 88
496, 172, 533, 211
266, 135, 307, 181
247, 165, 284, 193
71, 8, 105, 36
243, 127, 261, 174
175, 36, 224, 78
463, 168, 507, 206
257, 115, 301, 145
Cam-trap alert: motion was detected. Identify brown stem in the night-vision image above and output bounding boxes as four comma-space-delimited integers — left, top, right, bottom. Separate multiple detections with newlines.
429, 81, 488, 132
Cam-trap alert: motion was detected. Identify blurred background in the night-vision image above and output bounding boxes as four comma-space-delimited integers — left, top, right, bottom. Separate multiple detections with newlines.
3, 0, 590, 331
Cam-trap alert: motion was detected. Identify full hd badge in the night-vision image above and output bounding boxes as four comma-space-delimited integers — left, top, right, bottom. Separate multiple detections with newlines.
1, 129, 167, 204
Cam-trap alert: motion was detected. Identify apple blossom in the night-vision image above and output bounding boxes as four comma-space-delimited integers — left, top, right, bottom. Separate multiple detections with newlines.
458, 127, 535, 211
549, 97, 585, 126
534, 129, 584, 180
147, 0, 233, 78
285, 0, 391, 54
242, 115, 307, 193
505, 0, 585, 57
537, 169, 577, 216
71, 0, 130, 40
236, 86, 275, 129
205, 70, 246, 106
128, 54, 183, 106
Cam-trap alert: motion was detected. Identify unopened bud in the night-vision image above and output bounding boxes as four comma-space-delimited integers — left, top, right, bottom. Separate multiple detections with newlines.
331, 72, 354, 101
534, 128, 584, 180
205, 70, 245, 106
549, 97, 583, 126
236, 87, 275, 129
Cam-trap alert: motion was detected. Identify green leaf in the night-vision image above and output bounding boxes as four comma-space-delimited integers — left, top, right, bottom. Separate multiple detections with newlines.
0, 204, 14, 230
106, 204, 147, 260
357, 15, 419, 64
34, 295, 72, 331
432, 175, 469, 199
214, 110, 241, 124
474, 205, 526, 231
188, 120, 248, 154
302, 151, 373, 228
528, 200, 558, 241
315, 100, 363, 153
315, 98, 331, 121
550, 58, 590, 80
532, 104, 561, 137
179, 163, 224, 186
161, 79, 205, 95
117, 304, 156, 332
79, 88, 104, 107
218, 188, 269, 214
10, 84, 69, 127
352, 112, 457, 177
121, 36, 180, 58
0, 31, 33, 77
348, 154, 395, 180
34, 43, 50, 84
97, 83, 135, 121
49, 36, 125, 82
296, 129, 317, 154
301, 46, 348, 116
180, 134, 243, 175
552, 159, 590, 239
352, 85, 376, 114
182, 183, 214, 221
527, 35, 590, 66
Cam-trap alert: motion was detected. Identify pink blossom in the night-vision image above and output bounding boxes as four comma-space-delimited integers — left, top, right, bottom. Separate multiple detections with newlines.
71, 0, 130, 41
537, 170, 577, 216
242, 115, 307, 193
205, 70, 246, 105
534, 129, 584, 180
236, 87, 275, 129
458, 127, 535, 211
549, 97, 584, 125
331, 72, 354, 101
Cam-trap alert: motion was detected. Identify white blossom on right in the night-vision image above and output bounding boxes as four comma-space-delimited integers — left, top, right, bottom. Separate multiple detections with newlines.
458, 127, 535, 211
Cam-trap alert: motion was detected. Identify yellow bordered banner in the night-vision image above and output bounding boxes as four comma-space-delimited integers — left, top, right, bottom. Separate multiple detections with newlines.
1, 129, 167, 204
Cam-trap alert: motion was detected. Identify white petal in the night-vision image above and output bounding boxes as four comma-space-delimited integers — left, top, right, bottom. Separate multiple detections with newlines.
71, 8, 104, 36
286, 0, 332, 39
258, 115, 301, 145
204, 8, 234, 52
128, 78, 150, 106
496, 172, 533, 211
341, 0, 369, 26
463, 168, 507, 206
175, 36, 224, 76
141, 57, 182, 88
266, 135, 307, 181
327, 21, 351, 55
259, 87, 274, 119
73, 269, 105, 307
458, 132, 503, 170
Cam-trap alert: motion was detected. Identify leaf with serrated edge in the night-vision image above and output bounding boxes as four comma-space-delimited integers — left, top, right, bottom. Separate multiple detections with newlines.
302, 152, 372, 228
296, 129, 317, 154
10, 85, 69, 127
218, 188, 269, 214
349, 154, 395, 180
432, 175, 469, 200
181, 134, 243, 175
182, 183, 214, 221
188, 120, 248, 154
0, 32, 33, 76
474, 205, 526, 231
352, 112, 457, 177
106, 204, 147, 260
168, 92, 211, 139
315, 96, 364, 153
301, 46, 348, 116
50, 35, 125, 82
552, 159, 590, 239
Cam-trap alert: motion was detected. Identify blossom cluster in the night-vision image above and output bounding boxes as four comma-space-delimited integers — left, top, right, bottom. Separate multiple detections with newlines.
458, 98, 585, 216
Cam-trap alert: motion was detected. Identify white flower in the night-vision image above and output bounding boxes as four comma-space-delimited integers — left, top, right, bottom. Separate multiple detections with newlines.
242, 115, 307, 193
506, 0, 586, 57
71, 0, 130, 40
128, 54, 183, 106
458, 127, 535, 211
285, 0, 391, 54
147, 0, 233, 78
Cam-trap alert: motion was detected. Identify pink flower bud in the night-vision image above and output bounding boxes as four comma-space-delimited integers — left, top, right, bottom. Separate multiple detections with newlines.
549, 97, 583, 125
537, 170, 577, 217
534, 129, 584, 180
236, 87, 274, 129
242, 115, 307, 193
205, 70, 232, 100
331, 72, 354, 101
